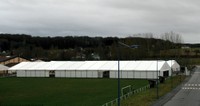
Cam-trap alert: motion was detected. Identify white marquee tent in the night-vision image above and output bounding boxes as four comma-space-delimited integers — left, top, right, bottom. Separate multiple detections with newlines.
9, 60, 172, 79
0, 64, 9, 74
167, 60, 180, 72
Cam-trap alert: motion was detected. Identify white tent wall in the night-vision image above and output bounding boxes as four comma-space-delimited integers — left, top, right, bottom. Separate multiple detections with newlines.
55, 71, 60, 77
128, 71, 134, 78
151, 71, 159, 79
16, 70, 49, 77
45, 70, 50, 77
174, 60, 180, 71
92, 71, 98, 78
71, 70, 76, 77
26, 70, 31, 77
35, 71, 40, 77
55, 71, 63, 78
160, 61, 171, 77
98, 71, 103, 78
76, 71, 82, 78
60, 71, 66, 77
17, 70, 25, 77
82, 71, 87, 77
55, 70, 99, 78
110, 71, 117, 78
26, 71, 30, 77
35, 70, 46, 77
159, 70, 167, 77
65, 71, 71, 77
110, 70, 159, 79
30, 70, 35, 77
87, 70, 93, 78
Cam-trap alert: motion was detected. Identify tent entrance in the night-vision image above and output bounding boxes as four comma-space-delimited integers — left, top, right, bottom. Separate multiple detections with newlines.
49, 71, 55, 77
163, 70, 169, 77
103, 71, 110, 78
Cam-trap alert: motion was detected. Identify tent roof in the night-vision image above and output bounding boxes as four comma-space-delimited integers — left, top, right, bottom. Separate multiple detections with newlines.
99, 61, 118, 70
167, 60, 180, 67
167, 60, 180, 71
76, 61, 98, 70
86, 61, 107, 70
9, 62, 29, 70
9, 60, 171, 72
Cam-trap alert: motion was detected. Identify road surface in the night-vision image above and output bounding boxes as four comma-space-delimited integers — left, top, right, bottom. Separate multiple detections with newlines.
164, 66, 200, 106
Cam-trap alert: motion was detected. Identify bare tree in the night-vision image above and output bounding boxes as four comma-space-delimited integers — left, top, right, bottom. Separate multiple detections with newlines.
161, 31, 184, 44
132, 33, 154, 38
144, 33, 154, 56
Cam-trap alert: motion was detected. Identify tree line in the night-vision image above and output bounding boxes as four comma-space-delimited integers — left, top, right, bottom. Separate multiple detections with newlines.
0, 33, 194, 61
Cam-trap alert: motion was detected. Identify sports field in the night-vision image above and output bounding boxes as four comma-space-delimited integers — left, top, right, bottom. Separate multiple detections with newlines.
0, 78, 148, 106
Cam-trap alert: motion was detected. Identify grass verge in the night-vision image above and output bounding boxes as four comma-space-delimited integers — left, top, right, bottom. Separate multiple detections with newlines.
121, 75, 186, 106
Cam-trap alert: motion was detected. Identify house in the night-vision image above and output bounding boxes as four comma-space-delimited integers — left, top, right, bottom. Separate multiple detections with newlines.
0, 55, 30, 66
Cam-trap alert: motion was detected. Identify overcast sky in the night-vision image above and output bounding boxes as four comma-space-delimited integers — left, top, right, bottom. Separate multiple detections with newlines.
1, 0, 200, 43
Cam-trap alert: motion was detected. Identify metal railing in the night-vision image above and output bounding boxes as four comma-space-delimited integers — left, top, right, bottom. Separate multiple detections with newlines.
102, 84, 150, 106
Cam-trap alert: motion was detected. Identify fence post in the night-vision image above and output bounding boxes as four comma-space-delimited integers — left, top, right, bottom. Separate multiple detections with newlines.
111, 100, 113, 106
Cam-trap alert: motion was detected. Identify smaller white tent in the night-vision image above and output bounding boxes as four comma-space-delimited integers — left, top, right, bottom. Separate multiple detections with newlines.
167, 60, 180, 73
0, 64, 9, 74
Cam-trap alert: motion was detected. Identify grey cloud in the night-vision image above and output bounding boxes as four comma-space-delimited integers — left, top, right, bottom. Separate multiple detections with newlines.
0, 0, 200, 43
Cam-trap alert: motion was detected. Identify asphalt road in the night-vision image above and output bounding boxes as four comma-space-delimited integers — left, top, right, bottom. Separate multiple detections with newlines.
164, 66, 200, 106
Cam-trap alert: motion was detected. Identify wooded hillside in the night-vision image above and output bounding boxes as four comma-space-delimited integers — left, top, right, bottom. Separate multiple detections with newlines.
0, 34, 197, 61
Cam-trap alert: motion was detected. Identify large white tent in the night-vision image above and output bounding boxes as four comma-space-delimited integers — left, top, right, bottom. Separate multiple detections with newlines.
9, 60, 172, 79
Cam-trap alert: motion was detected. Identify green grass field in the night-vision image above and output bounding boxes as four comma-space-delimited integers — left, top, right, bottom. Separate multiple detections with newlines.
0, 78, 148, 106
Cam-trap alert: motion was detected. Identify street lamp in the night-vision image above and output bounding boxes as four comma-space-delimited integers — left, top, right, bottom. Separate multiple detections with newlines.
117, 42, 139, 106
171, 60, 173, 89
156, 60, 159, 99
117, 44, 120, 106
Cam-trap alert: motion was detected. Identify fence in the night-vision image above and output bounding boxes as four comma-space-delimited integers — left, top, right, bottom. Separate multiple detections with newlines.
102, 84, 150, 106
